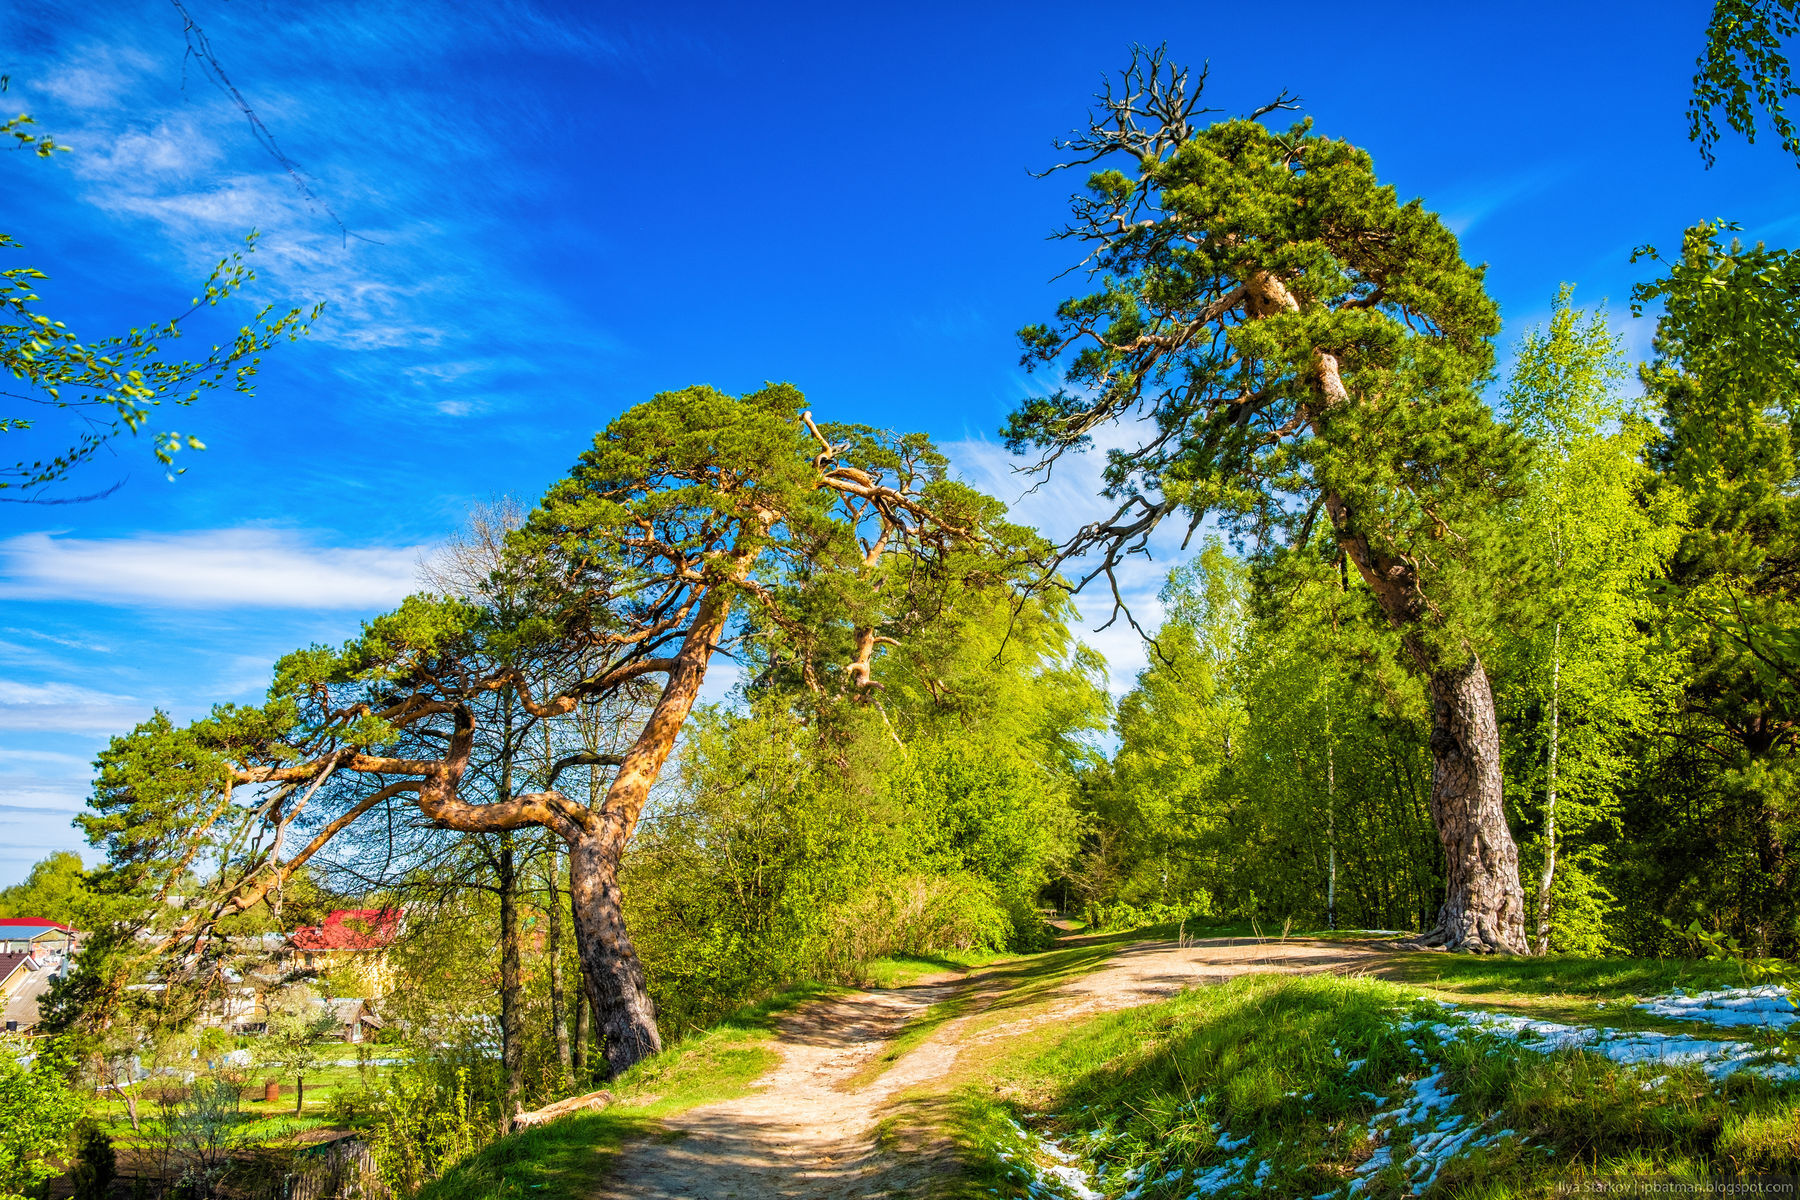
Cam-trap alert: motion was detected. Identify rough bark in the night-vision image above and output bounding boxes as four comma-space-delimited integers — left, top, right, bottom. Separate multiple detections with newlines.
565, 585, 733, 1077
1324, 486, 1528, 952
1415, 653, 1529, 953
567, 832, 660, 1077
1296, 319, 1527, 955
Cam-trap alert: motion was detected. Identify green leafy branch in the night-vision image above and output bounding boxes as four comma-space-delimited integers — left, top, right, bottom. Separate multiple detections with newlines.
1689, 0, 1800, 166
1, 78, 322, 496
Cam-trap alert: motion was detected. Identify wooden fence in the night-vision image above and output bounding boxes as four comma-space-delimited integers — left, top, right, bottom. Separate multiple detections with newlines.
285, 1138, 387, 1200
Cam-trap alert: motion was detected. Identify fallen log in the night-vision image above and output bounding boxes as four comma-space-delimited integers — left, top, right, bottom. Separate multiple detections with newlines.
510, 1089, 617, 1132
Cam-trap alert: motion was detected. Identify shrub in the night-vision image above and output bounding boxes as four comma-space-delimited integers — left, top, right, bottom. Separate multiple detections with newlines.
69, 1124, 115, 1200
1082, 896, 1214, 932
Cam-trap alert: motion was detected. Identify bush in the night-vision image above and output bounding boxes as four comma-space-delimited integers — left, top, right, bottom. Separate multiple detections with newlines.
0, 1040, 86, 1200
1082, 896, 1213, 932
363, 1063, 483, 1195
69, 1124, 115, 1200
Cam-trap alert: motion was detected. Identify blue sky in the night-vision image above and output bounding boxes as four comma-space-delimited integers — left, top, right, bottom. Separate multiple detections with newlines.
1, 0, 1796, 883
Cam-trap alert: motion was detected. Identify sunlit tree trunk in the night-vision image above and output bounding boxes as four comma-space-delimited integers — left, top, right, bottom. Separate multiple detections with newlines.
498, 832, 523, 1121
1420, 655, 1528, 952
545, 838, 571, 1083
1534, 621, 1563, 955
567, 833, 659, 1076
559, 587, 732, 1077
1325, 528, 1528, 951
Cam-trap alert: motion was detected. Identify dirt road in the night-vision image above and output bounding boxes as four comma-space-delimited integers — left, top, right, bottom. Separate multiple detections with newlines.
593, 936, 1396, 1199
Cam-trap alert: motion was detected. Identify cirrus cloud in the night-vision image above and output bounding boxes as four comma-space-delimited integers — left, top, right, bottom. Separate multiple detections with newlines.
0, 528, 430, 609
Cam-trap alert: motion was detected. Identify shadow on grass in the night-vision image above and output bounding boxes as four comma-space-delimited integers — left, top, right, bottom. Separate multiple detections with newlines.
1377, 953, 1751, 998
416, 1111, 658, 1200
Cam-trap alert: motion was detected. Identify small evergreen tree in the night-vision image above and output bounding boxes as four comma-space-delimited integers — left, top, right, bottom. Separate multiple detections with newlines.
69, 1124, 116, 1200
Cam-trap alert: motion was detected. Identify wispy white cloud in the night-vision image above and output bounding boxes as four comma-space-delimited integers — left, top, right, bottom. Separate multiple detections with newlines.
0, 680, 145, 733
2, 628, 112, 654
1437, 161, 1574, 239
0, 748, 92, 770
32, 44, 158, 111
0, 529, 429, 609
8, 4, 630, 415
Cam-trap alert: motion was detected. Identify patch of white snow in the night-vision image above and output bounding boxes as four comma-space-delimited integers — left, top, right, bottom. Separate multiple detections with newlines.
1410, 1007, 1797, 1082
1636, 985, 1798, 1031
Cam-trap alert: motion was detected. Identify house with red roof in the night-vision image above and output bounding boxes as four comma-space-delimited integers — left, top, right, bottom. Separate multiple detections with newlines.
285, 909, 403, 998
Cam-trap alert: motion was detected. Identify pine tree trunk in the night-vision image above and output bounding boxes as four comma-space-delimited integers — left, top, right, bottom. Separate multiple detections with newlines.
1419, 653, 1528, 953
1533, 622, 1562, 956
499, 834, 524, 1118
567, 831, 661, 1077
1323, 483, 1527, 954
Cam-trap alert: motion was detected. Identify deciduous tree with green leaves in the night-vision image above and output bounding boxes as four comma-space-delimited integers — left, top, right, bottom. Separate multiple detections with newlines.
0, 1041, 85, 1200
261, 986, 338, 1116
1, 78, 319, 498
0, 851, 89, 924
1690, 0, 1800, 166
1500, 287, 1682, 955
1627, 223, 1800, 951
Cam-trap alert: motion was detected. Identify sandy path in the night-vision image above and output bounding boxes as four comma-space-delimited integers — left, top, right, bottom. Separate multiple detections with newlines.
593, 936, 1395, 1199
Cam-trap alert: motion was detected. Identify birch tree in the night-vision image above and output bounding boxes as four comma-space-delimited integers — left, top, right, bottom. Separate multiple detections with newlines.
1503, 287, 1681, 954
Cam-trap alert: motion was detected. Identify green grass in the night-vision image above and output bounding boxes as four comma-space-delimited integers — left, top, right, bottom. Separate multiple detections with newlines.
93, 1057, 404, 1149
412, 1112, 646, 1200
1383, 952, 1754, 1000
861, 949, 1007, 989
1381, 953, 1788, 1040
941, 971, 1800, 1199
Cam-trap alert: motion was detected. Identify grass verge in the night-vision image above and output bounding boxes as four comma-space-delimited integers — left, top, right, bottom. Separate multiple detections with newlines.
943, 971, 1800, 1198
1382, 953, 1783, 1039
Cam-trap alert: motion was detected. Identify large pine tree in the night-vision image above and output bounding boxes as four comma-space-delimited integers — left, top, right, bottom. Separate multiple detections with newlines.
1007, 50, 1529, 951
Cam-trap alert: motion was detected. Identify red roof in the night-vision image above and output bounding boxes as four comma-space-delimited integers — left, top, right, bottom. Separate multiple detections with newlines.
0, 919, 74, 932
290, 908, 402, 951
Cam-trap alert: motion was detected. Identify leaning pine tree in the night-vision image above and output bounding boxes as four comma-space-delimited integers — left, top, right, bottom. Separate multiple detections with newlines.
71, 383, 1032, 1074
1009, 50, 1529, 952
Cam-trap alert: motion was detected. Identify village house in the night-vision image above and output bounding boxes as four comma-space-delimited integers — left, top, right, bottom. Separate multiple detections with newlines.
0, 918, 80, 956
0, 919, 83, 1032
285, 908, 403, 998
